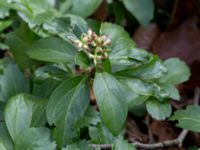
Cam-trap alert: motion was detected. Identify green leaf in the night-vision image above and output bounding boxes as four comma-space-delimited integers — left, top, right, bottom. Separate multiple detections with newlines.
33, 79, 60, 98
6, 0, 59, 28
159, 83, 180, 101
75, 107, 101, 129
15, 127, 56, 150
46, 76, 90, 147
100, 23, 150, 72
188, 146, 199, 150
67, 0, 102, 17
0, 123, 14, 150
118, 76, 170, 106
118, 78, 149, 108
33, 65, 68, 83
0, 144, 7, 150
5, 24, 39, 69
43, 15, 88, 41
0, 6, 9, 19
0, 20, 12, 32
116, 57, 167, 80
75, 51, 90, 68
28, 37, 76, 64
129, 104, 146, 117
159, 58, 190, 85
0, 102, 4, 121
0, 63, 30, 102
171, 105, 200, 132
87, 19, 101, 34
113, 1, 125, 26
146, 99, 172, 120
122, 0, 154, 26
32, 65, 68, 98
89, 123, 116, 144
112, 138, 136, 150
102, 59, 111, 72
4, 94, 47, 141
93, 72, 128, 135
0, 43, 9, 51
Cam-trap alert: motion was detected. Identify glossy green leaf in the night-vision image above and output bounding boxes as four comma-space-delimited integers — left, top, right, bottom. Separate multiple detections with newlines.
118, 76, 170, 105
5, 94, 47, 141
160, 58, 190, 85
118, 78, 149, 108
46, 76, 90, 147
5, 24, 39, 69
0, 6, 9, 19
102, 59, 111, 72
8, 0, 59, 28
129, 104, 146, 117
0, 102, 4, 121
171, 105, 200, 132
116, 57, 167, 80
67, 0, 102, 17
75, 51, 90, 68
113, 1, 125, 25
159, 83, 180, 101
32, 65, 68, 98
0, 63, 30, 102
28, 37, 76, 64
123, 0, 154, 26
121, 78, 153, 95
0, 20, 12, 32
89, 123, 116, 144
43, 15, 88, 41
33, 65, 68, 83
87, 19, 101, 34
75, 107, 101, 129
0, 144, 7, 150
0, 43, 9, 51
146, 99, 172, 120
100, 23, 150, 72
112, 138, 136, 150
93, 72, 128, 135
0, 123, 14, 150
33, 79, 60, 99
15, 127, 56, 150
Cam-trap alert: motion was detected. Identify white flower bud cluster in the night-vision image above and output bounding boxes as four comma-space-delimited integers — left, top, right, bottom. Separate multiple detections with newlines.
71, 29, 111, 65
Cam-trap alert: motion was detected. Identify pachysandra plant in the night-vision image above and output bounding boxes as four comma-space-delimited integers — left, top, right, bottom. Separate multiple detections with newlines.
0, 0, 191, 149
0, 18, 190, 149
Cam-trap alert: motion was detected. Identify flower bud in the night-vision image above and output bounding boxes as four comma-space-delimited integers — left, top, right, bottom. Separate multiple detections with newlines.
87, 29, 93, 38
104, 52, 108, 58
96, 47, 103, 53
102, 38, 111, 46
92, 32, 98, 39
77, 42, 83, 49
94, 59, 97, 65
91, 41, 97, 47
83, 44, 89, 50
95, 37, 103, 45
82, 35, 89, 43
101, 35, 107, 41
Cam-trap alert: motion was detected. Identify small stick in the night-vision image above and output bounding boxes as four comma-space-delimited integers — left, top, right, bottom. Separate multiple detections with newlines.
90, 129, 188, 150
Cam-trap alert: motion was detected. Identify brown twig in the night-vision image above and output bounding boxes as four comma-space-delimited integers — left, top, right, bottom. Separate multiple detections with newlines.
194, 87, 200, 105
90, 129, 188, 150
